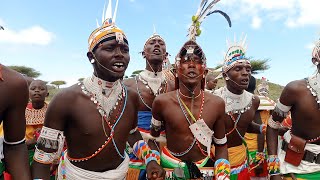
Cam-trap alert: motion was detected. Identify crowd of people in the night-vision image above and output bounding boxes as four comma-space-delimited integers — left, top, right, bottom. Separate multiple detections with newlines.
0, 0, 319, 180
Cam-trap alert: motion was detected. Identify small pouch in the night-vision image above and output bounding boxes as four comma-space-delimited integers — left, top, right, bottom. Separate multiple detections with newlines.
284, 134, 306, 166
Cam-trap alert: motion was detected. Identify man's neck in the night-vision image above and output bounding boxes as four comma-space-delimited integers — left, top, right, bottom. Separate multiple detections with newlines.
226, 84, 244, 95
32, 101, 45, 109
179, 82, 201, 99
146, 60, 162, 74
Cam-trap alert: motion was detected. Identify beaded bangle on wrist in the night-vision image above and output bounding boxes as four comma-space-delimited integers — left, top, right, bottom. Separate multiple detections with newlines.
267, 155, 281, 176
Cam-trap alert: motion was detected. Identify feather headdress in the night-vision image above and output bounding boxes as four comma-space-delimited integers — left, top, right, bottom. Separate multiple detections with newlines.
88, 0, 127, 52
176, 0, 231, 67
188, 0, 232, 41
222, 34, 250, 73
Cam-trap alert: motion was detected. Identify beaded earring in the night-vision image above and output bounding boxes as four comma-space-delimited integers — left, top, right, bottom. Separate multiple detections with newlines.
90, 59, 95, 64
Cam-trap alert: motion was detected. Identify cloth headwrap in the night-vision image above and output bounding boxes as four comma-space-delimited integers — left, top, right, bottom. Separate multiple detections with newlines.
175, 0, 231, 67
222, 34, 251, 73
88, 0, 128, 52
312, 38, 320, 60
257, 77, 269, 96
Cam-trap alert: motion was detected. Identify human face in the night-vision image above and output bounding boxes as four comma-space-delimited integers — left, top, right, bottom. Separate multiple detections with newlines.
206, 78, 218, 90
92, 38, 130, 81
177, 55, 205, 87
29, 81, 48, 103
226, 63, 251, 91
143, 38, 166, 63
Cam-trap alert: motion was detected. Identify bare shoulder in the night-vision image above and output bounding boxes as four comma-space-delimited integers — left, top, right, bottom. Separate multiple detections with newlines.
123, 77, 135, 87
49, 84, 82, 108
204, 91, 225, 105
125, 84, 139, 102
154, 90, 176, 105
284, 79, 307, 92
252, 95, 260, 108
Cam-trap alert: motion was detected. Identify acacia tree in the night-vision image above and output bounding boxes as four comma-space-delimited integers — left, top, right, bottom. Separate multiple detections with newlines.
8, 65, 41, 78
78, 78, 85, 83
50, 80, 66, 89
130, 70, 143, 77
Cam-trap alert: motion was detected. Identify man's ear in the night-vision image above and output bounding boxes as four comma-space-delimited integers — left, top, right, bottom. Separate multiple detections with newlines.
204, 69, 208, 76
87, 51, 94, 61
312, 57, 319, 65
142, 51, 146, 59
46, 92, 49, 97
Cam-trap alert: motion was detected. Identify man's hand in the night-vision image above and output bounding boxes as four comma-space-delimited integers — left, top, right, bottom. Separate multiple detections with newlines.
146, 160, 165, 180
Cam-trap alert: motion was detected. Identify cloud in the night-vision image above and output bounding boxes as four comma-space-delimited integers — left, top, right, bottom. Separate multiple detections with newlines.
251, 16, 262, 29
0, 25, 54, 45
221, 0, 320, 28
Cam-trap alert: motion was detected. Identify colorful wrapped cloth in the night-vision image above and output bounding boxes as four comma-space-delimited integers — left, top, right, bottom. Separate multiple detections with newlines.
161, 146, 214, 179
248, 150, 268, 178
57, 152, 129, 180
278, 132, 320, 176
228, 144, 250, 180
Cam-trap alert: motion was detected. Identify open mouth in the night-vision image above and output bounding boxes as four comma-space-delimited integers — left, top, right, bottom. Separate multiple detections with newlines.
240, 79, 249, 85
153, 49, 161, 55
187, 72, 197, 78
112, 62, 126, 72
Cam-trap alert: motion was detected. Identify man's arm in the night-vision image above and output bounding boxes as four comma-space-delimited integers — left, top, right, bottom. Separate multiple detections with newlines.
212, 99, 230, 179
267, 82, 296, 179
3, 78, 31, 180
31, 90, 69, 180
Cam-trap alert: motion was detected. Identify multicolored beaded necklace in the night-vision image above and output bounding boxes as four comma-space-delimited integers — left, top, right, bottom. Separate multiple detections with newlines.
170, 89, 206, 157
25, 103, 48, 125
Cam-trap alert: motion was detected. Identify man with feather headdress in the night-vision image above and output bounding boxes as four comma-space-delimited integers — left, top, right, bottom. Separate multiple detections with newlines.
150, 0, 232, 179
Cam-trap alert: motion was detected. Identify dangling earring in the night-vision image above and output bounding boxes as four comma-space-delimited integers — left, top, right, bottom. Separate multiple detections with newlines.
315, 62, 319, 66
203, 74, 205, 78
225, 77, 230, 80
90, 59, 95, 64
175, 74, 178, 77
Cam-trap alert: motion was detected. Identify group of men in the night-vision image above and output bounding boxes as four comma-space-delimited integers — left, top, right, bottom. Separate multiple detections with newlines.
0, 0, 320, 179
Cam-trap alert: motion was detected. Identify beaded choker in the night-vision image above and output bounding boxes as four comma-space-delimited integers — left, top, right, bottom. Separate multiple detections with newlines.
82, 75, 123, 118
306, 73, 320, 109
138, 69, 166, 96
214, 86, 254, 114
25, 103, 47, 125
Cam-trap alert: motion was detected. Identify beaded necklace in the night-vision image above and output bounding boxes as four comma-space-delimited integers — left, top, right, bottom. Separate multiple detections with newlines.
68, 77, 127, 162
306, 73, 320, 109
25, 103, 48, 125
135, 75, 167, 110
169, 90, 205, 157
138, 70, 166, 96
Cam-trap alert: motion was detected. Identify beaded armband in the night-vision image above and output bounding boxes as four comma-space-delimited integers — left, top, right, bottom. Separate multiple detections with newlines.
268, 115, 281, 130
213, 135, 227, 147
214, 158, 231, 180
150, 117, 162, 132
132, 140, 160, 165
34, 126, 65, 164
267, 155, 281, 176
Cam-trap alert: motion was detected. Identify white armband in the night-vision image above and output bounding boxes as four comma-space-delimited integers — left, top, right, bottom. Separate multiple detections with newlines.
3, 137, 25, 145
213, 135, 227, 146
274, 101, 291, 118
33, 146, 58, 164
35, 126, 65, 164
151, 117, 162, 132
267, 115, 281, 129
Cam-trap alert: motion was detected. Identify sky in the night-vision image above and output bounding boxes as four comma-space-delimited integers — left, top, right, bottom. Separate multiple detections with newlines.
0, 0, 320, 87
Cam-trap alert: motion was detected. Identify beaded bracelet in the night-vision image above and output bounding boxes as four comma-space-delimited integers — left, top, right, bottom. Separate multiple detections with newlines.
267, 155, 281, 176
214, 158, 231, 180
133, 140, 160, 165
260, 124, 267, 134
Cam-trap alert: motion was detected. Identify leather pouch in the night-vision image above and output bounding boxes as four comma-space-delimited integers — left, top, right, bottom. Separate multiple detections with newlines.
284, 134, 306, 166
